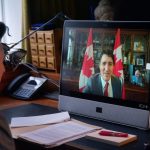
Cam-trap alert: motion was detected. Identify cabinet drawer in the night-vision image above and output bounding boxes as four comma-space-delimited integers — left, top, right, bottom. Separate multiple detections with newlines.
39, 56, 47, 68
45, 31, 54, 44
29, 31, 37, 43
37, 31, 45, 43
30, 43, 38, 55
46, 44, 54, 56
31, 56, 39, 67
38, 44, 46, 56
47, 57, 55, 69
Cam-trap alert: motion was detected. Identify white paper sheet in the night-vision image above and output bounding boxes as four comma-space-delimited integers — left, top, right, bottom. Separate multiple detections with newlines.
18, 120, 99, 147
10, 111, 70, 127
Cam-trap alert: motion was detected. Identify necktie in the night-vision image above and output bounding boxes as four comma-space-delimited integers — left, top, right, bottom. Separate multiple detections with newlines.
104, 82, 109, 96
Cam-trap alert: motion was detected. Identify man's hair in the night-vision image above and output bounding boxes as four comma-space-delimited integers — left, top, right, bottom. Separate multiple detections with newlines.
0, 22, 6, 42
94, 0, 114, 20
99, 49, 115, 64
0, 22, 8, 56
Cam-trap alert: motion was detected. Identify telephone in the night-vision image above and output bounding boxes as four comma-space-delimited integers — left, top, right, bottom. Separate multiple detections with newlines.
6, 73, 47, 100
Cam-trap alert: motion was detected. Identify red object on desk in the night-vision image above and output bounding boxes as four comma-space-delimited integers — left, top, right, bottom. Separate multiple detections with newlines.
99, 130, 128, 137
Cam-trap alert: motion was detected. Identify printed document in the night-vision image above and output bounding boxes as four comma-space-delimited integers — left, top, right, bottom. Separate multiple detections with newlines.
18, 120, 99, 148
10, 111, 70, 127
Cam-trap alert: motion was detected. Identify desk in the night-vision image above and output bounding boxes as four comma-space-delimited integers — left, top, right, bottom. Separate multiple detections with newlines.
0, 95, 150, 150
125, 83, 149, 103
0, 95, 58, 110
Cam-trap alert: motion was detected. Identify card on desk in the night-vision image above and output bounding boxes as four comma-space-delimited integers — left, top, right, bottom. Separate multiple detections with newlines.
86, 129, 137, 146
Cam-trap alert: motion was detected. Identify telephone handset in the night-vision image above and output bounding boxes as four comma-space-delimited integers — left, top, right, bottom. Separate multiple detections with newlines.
6, 73, 47, 100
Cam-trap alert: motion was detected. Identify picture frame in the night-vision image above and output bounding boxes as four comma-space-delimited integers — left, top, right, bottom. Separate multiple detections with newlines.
136, 58, 144, 66
133, 41, 144, 52
134, 42, 139, 51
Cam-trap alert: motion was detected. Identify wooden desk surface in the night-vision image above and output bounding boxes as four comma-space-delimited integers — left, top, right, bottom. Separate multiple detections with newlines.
1, 95, 150, 150
0, 95, 58, 110
0, 95, 85, 150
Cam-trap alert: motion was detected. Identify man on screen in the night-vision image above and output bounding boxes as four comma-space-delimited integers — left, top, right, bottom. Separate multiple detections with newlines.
83, 49, 123, 99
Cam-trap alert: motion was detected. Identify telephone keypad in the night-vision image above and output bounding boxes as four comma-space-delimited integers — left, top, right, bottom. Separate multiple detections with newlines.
13, 88, 34, 98
9, 76, 47, 99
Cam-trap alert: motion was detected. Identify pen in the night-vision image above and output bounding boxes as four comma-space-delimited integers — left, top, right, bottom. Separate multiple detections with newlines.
99, 130, 128, 137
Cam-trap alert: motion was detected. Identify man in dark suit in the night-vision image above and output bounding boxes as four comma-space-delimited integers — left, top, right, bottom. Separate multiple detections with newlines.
83, 49, 122, 99
0, 22, 15, 150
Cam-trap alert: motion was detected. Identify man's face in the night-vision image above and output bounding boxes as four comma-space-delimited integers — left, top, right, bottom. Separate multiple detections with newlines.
0, 45, 5, 81
99, 54, 114, 81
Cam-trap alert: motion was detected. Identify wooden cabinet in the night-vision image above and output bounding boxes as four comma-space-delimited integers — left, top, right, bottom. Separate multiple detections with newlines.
121, 31, 149, 82
125, 83, 149, 103
29, 29, 62, 73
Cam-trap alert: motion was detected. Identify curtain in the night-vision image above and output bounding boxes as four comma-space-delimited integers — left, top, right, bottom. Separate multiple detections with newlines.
22, 0, 30, 62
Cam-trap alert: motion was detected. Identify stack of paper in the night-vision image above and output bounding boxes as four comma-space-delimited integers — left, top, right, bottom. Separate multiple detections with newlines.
18, 120, 99, 148
10, 112, 100, 148
10, 111, 70, 127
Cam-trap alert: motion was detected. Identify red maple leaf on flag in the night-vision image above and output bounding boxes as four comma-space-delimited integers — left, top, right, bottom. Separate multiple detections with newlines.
113, 28, 126, 99
82, 53, 94, 78
79, 28, 94, 92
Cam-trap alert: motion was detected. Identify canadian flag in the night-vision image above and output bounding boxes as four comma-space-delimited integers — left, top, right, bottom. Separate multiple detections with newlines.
79, 28, 95, 92
113, 28, 125, 99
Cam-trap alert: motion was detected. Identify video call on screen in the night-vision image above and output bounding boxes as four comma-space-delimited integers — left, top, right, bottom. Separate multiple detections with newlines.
61, 27, 150, 104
